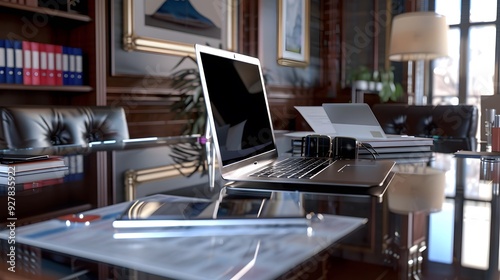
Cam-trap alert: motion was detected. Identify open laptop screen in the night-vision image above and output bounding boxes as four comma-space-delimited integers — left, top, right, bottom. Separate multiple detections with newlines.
199, 52, 275, 166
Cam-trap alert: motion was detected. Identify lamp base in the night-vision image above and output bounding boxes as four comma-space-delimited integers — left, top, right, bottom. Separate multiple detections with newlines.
408, 95, 427, 106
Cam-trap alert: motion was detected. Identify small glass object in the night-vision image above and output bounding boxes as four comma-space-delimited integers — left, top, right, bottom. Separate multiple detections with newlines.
485, 109, 496, 152
492, 115, 500, 152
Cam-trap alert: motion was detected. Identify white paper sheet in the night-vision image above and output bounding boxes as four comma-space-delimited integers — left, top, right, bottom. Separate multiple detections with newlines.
294, 106, 336, 134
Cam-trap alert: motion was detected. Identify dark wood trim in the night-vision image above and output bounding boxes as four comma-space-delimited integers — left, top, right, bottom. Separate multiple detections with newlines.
0, 1, 92, 21
320, 0, 342, 96
95, 0, 107, 106
238, 0, 259, 56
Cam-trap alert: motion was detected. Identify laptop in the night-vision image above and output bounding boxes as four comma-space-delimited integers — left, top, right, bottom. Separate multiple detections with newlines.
294, 104, 434, 148
195, 44, 395, 192
322, 103, 387, 139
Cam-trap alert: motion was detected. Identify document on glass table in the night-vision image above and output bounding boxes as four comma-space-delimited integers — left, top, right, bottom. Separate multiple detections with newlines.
0, 194, 368, 280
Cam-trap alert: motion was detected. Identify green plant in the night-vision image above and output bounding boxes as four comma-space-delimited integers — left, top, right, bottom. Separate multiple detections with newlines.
169, 56, 206, 135
350, 65, 403, 102
168, 56, 208, 177
350, 65, 373, 82
378, 68, 404, 102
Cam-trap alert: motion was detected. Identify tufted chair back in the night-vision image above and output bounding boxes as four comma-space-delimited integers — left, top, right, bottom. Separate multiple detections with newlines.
0, 106, 129, 149
372, 104, 478, 153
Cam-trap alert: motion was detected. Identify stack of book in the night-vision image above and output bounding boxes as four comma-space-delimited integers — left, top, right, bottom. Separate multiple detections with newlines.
0, 39, 83, 86
0, 155, 68, 193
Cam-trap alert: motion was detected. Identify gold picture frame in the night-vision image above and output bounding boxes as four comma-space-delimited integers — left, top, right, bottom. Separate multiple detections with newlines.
277, 0, 310, 67
124, 163, 199, 201
123, 0, 237, 57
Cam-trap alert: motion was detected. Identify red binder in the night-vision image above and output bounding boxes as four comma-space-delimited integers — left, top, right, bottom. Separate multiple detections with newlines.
45, 44, 56, 85
30, 41, 40, 85
22, 41, 31, 85
54, 44, 63, 86
39, 43, 47, 85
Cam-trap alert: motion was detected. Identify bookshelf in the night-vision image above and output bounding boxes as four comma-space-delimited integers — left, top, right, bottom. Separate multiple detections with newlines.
0, 0, 105, 105
0, 0, 108, 225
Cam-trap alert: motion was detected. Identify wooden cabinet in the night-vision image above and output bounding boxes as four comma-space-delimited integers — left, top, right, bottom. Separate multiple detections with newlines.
0, 1, 109, 225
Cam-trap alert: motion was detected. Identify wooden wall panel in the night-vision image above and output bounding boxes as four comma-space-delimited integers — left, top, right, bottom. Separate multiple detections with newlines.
107, 90, 187, 138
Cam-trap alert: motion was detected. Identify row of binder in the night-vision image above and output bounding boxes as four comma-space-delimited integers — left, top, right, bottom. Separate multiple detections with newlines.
0, 39, 83, 86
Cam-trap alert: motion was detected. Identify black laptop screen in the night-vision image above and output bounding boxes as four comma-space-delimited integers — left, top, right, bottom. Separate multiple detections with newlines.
200, 52, 275, 166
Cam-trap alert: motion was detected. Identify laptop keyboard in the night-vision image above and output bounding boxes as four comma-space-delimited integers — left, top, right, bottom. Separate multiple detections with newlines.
249, 157, 333, 179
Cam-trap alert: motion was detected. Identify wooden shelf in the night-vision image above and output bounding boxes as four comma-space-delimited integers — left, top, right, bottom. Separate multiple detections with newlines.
0, 1, 91, 22
0, 84, 93, 92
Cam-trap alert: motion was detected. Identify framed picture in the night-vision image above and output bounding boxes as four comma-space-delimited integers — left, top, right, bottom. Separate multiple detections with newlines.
123, 0, 237, 57
277, 0, 310, 67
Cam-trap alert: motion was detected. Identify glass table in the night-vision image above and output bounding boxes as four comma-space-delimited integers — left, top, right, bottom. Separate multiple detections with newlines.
3, 137, 430, 278
0, 189, 368, 279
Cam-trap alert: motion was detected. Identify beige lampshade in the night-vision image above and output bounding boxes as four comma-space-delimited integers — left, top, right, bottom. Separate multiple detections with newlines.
389, 12, 449, 61
387, 167, 446, 214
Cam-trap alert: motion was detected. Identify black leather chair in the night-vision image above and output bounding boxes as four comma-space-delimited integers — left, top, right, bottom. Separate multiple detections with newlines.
0, 106, 129, 149
372, 104, 478, 153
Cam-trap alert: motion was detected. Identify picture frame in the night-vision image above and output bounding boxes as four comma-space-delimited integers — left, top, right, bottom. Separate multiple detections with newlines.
277, 0, 310, 67
123, 0, 237, 57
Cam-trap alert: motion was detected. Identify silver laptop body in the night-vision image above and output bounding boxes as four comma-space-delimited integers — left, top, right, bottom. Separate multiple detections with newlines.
195, 44, 395, 192
322, 103, 387, 139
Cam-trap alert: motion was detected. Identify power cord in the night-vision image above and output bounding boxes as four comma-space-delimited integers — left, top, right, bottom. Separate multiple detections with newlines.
358, 143, 379, 160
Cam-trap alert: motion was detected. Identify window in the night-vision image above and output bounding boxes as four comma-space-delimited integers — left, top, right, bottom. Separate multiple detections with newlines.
429, 1, 500, 274
432, 0, 498, 107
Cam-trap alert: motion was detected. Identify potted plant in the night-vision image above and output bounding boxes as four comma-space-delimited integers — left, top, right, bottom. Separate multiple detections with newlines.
350, 66, 382, 91
378, 67, 404, 102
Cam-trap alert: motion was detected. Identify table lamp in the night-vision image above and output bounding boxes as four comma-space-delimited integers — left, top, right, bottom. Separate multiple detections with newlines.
388, 12, 448, 105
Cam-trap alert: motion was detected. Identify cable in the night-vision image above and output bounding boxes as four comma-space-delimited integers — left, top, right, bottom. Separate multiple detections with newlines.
359, 143, 378, 160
